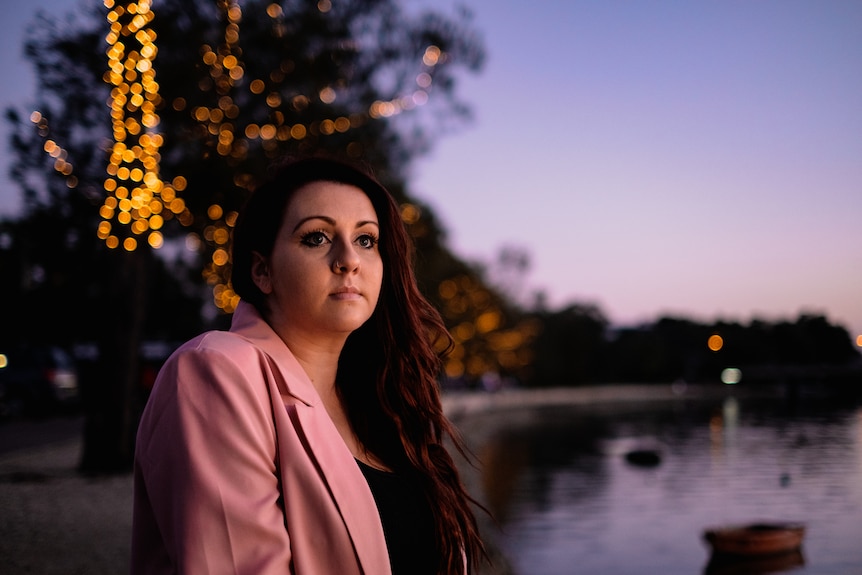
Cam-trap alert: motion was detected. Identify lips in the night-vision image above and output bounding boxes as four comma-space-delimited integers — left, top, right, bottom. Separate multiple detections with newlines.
330, 286, 361, 300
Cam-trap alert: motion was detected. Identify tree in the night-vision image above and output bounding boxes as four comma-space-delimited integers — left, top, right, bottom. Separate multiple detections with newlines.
527, 303, 607, 387
5, 0, 502, 472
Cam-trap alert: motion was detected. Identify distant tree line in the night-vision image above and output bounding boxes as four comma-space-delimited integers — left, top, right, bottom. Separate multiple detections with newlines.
523, 306, 861, 388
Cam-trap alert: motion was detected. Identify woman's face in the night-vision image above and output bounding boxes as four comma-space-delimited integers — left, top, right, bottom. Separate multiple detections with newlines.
251, 181, 384, 342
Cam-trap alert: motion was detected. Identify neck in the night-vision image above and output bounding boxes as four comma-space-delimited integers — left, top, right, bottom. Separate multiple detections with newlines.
283, 334, 384, 468
279, 333, 345, 399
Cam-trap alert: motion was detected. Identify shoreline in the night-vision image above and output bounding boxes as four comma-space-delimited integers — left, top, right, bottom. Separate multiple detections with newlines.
442, 381, 786, 422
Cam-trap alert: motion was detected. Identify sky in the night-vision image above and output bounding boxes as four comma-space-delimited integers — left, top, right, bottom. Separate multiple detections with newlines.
2, 1, 861, 343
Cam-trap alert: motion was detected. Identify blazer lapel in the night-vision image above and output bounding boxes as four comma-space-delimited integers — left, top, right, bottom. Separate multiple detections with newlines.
290, 405, 391, 574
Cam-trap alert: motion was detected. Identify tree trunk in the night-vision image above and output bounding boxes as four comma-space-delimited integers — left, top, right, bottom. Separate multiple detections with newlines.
80, 248, 147, 474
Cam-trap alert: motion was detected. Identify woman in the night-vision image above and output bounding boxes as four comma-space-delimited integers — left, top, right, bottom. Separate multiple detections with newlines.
132, 156, 485, 575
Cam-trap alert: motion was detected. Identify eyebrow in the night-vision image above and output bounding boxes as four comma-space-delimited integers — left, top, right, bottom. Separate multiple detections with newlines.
292, 215, 380, 233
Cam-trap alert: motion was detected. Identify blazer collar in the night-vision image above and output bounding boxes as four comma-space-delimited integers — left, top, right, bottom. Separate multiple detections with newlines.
229, 300, 318, 407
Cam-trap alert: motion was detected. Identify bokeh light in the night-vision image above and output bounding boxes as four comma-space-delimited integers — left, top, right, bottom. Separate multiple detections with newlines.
721, 367, 742, 385
101, 0, 169, 250
708, 334, 723, 352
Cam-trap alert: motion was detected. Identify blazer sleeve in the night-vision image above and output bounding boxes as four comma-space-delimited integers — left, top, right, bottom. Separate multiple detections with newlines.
132, 337, 291, 575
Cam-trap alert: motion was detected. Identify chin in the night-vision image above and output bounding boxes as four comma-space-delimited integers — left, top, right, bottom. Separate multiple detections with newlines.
328, 313, 373, 334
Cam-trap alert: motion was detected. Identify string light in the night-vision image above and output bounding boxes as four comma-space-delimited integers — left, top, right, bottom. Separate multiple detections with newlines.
29, 112, 79, 190
101, 0, 177, 251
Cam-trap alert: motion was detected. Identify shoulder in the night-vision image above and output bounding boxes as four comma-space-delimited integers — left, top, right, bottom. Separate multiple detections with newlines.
172, 330, 262, 365
140, 331, 280, 442
150, 330, 269, 401
162, 331, 254, 372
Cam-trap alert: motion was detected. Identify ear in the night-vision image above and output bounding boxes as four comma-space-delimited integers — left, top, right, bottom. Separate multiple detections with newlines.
250, 251, 274, 295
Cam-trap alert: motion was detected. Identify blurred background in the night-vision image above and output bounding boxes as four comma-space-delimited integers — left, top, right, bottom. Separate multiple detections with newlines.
0, 1, 860, 574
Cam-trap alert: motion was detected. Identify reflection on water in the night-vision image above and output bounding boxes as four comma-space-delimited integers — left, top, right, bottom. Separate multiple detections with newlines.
704, 548, 804, 575
478, 396, 862, 575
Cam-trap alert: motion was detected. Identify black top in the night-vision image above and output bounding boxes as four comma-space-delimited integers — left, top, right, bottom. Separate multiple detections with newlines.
356, 459, 439, 575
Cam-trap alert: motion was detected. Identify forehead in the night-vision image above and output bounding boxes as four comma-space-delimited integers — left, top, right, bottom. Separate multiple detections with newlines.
284, 181, 378, 223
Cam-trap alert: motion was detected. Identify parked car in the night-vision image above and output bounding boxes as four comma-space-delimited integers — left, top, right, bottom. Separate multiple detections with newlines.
0, 345, 80, 415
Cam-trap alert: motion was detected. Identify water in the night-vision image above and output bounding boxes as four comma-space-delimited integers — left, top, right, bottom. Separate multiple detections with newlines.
476, 394, 862, 575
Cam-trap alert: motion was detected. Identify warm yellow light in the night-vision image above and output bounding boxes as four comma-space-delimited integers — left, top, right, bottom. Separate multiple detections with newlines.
145, 205, 162, 221
476, 311, 501, 334
708, 334, 724, 352
99, 0, 166, 250
250, 79, 265, 94
453, 322, 475, 342
266, 3, 282, 17
213, 228, 230, 245
169, 198, 186, 213
400, 203, 420, 224
319, 87, 336, 104
266, 92, 282, 107
438, 279, 457, 300
260, 124, 276, 140
148, 231, 163, 248
212, 249, 229, 266
856, 335, 862, 347
423, 45, 441, 67
334, 117, 350, 132
290, 124, 306, 139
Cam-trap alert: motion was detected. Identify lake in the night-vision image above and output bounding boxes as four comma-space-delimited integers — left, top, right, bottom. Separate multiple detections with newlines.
462, 388, 862, 575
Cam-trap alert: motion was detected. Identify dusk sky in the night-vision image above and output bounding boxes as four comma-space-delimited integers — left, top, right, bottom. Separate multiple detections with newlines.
2, 1, 861, 343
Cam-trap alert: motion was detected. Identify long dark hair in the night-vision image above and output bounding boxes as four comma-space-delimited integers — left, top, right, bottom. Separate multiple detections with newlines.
231, 156, 486, 574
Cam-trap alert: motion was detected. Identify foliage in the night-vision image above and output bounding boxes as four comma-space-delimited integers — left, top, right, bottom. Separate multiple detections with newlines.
525, 303, 607, 387
3, 0, 545, 389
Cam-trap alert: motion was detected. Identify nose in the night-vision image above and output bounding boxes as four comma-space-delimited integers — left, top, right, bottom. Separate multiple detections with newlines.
332, 241, 360, 274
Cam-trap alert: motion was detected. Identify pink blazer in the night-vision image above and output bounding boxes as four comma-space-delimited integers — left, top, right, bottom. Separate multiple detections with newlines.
131, 301, 391, 575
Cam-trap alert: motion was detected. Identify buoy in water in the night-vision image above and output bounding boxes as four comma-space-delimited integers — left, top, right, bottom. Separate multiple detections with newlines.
624, 449, 662, 467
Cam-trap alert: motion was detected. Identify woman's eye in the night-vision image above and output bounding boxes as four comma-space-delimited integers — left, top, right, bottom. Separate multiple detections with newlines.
356, 234, 378, 249
300, 231, 329, 247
